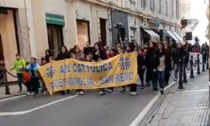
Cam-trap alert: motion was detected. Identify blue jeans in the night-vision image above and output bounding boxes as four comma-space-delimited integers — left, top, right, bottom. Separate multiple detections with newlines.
17, 73, 23, 91
157, 70, 165, 89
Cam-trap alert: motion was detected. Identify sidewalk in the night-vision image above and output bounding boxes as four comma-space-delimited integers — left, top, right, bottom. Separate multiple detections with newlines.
0, 84, 26, 99
145, 72, 209, 126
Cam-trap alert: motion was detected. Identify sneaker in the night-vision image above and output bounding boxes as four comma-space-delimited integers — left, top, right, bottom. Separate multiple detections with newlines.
76, 91, 80, 95
146, 83, 151, 87
42, 91, 47, 94
120, 89, 126, 92
79, 91, 84, 95
178, 85, 184, 89
132, 92, 137, 96
130, 92, 137, 96
160, 89, 164, 95
99, 91, 105, 95
34, 94, 39, 98
174, 78, 177, 81
107, 89, 113, 93
25, 92, 30, 96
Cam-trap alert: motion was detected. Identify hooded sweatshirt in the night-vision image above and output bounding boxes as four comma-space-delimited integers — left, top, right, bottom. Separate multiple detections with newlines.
11, 58, 26, 73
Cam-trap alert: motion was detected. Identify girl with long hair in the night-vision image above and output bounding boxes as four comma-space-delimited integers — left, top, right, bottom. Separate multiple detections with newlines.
156, 42, 166, 95
93, 42, 107, 95
56, 46, 70, 95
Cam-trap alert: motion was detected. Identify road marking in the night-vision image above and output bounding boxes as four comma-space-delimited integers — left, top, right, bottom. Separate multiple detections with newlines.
0, 95, 25, 103
129, 72, 193, 126
0, 95, 77, 116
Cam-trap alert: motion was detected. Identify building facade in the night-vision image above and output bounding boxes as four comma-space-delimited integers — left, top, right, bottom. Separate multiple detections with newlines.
0, 0, 182, 81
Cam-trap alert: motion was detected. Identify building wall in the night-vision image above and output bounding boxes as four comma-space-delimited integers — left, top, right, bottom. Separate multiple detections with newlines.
0, 0, 31, 81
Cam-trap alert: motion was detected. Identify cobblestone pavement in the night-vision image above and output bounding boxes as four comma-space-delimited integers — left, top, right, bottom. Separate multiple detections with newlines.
144, 73, 209, 126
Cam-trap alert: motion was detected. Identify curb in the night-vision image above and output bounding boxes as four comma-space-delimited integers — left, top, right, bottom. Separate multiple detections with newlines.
129, 71, 198, 126
0, 93, 26, 100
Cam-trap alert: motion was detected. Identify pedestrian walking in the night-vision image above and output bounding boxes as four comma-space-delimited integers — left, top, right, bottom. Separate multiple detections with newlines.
73, 45, 85, 95
93, 42, 107, 95
163, 41, 173, 86
156, 43, 166, 95
25, 57, 40, 97
10, 54, 26, 93
56, 46, 70, 95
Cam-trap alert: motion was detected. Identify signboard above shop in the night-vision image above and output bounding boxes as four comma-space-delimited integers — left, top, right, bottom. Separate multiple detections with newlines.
45, 13, 65, 26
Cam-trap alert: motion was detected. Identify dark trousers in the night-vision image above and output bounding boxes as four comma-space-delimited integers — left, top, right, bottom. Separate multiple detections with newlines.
146, 68, 153, 83
31, 77, 39, 94
17, 73, 23, 91
130, 84, 137, 92
157, 71, 165, 89
151, 71, 158, 89
138, 68, 145, 85
25, 81, 32, 92
164, 68, 171, 85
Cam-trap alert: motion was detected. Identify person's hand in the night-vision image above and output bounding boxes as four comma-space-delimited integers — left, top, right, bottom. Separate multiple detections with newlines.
142, 66, 145, 69
153, 69, 156, 72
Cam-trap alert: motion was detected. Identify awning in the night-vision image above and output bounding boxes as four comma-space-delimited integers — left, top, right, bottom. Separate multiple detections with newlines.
143, 29, 160, 42
167, 31, 179, 42
172, 32, 183, 42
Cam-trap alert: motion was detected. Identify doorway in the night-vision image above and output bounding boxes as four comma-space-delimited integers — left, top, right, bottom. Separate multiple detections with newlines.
100, 18, 107, 46
47, 24, 64, 56
0, 34, 4, 66
76, 20, 90, 49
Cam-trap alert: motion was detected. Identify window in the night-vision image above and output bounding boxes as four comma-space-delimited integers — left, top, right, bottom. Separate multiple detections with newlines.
159, 0, 162, 13
172, 0, 174, 18
141, 0, 146, 8
176, 0, 179, 19
150, 0, 155, 10
165, 0, 168, 16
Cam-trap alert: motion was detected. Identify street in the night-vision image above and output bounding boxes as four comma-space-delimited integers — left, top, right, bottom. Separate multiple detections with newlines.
0, 71, 197, 126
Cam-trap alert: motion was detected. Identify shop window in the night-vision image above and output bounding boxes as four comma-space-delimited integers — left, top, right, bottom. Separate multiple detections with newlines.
77, 20, 90, 49
47, 24, 64, 56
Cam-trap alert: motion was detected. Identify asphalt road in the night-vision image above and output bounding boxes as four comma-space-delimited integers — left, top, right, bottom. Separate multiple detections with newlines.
0, 70, 194, 126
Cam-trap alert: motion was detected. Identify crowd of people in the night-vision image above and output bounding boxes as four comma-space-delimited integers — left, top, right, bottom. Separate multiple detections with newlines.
9, 39, 209, 97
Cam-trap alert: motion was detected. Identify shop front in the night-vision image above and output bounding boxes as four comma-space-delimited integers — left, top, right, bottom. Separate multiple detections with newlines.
0, 8, 20, 82
111, 10, 129, 47
45, 13, 65, 56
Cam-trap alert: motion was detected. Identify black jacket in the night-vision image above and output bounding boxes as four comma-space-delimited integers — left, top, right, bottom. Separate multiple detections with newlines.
145, 48, 157, 69
137, 53, 146, 72
173, 47, 184, 64
84, 47, 94, 55
56, 52, 69, 61
165, 48, 172, 71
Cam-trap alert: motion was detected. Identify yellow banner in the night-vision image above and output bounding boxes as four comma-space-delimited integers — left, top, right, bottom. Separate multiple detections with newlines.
39, 52, 138, 95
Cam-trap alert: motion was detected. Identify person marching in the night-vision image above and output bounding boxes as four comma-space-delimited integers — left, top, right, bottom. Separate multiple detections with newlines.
163, 41, 173, 86
10, 54, 26, 93
92, 42, 107, 95
24, 57, 40, 97
56, 46, 70, 95
156, 43, 166, 95
73, 45, 85, 95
